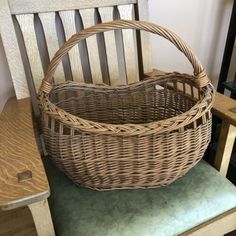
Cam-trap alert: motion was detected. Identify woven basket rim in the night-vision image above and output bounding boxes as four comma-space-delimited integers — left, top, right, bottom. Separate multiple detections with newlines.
39, 72, 215, 136
51, 72, 197, 92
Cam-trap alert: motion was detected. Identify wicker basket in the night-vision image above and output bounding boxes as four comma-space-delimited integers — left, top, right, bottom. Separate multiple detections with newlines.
38, 20, 215, 190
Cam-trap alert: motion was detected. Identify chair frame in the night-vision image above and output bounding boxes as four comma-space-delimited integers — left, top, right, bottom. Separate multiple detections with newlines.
0, 0, 236, 235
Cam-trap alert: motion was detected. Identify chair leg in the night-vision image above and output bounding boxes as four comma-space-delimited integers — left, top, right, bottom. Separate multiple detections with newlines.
28, 199, 55, 236
214, 121, 236, 176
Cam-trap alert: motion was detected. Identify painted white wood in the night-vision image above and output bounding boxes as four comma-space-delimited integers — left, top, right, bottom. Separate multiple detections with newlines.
8, 0, 137, 15
118, 4, 139, 83
98, 7, 122, 85
28, 200, 55, 236
137, 0, 152, 74
0, 0, 29, 99
59, 10, 84, 82
16, 14, 44, 92
80, 8, 103, 84
39, 12, 65, 83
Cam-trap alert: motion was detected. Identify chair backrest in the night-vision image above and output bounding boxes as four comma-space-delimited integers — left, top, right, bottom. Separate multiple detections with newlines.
0, 0, 152, 113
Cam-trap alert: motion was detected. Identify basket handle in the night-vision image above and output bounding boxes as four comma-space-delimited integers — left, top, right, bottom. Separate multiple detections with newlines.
39, 20, 209, 94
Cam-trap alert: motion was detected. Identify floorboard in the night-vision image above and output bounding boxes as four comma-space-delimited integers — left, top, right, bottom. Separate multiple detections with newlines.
0, 207, 36, 236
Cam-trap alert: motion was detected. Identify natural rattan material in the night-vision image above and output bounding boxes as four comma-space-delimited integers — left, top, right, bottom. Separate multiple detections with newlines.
39, 20, 215, 190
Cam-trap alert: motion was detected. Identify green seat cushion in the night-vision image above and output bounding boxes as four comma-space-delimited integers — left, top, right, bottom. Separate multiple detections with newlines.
44, 159, 236, 236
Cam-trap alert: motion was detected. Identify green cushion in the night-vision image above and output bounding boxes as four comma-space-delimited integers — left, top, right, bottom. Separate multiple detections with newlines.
44, 159, 236, 236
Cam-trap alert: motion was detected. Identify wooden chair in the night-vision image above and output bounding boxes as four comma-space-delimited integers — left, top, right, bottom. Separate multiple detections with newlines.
1, 0, 236, 235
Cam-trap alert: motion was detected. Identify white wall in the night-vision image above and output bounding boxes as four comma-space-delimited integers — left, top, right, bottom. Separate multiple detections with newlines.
149, 0, 234, 88
0, 0, 234, 112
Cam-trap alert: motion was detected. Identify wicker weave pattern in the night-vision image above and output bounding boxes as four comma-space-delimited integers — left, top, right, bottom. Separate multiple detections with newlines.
40, 75, 213, 136
43, 119, 211, 190
39, 20, 214, 190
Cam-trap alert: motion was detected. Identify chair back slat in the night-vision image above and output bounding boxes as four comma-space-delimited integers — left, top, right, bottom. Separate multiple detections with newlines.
16, 14, 44, 92
79, 8, 103, 84
1, 0, 152, 102
118, 4, 139, 83
98, 7, 122, 85
38, 12, 65, 83
135, 0, 152, 74
59, 10, 84, 83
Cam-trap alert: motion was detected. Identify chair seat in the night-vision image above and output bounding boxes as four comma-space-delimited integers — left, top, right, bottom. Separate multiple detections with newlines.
44, 159, 236, 236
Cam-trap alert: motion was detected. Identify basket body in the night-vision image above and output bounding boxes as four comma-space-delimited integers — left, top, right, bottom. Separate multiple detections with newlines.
39, 20, 215, 190
42, 74, 213, 190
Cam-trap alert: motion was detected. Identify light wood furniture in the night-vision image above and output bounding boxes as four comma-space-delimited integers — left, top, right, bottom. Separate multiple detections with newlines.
0, 0, 236, 235
213, 92, 236, 176
0, 98, 55, 235
181, 208, 236, 236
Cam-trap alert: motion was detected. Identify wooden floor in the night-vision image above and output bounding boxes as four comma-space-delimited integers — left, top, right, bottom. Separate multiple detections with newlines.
0, 207, 36, 236
1, 206, 236, 236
